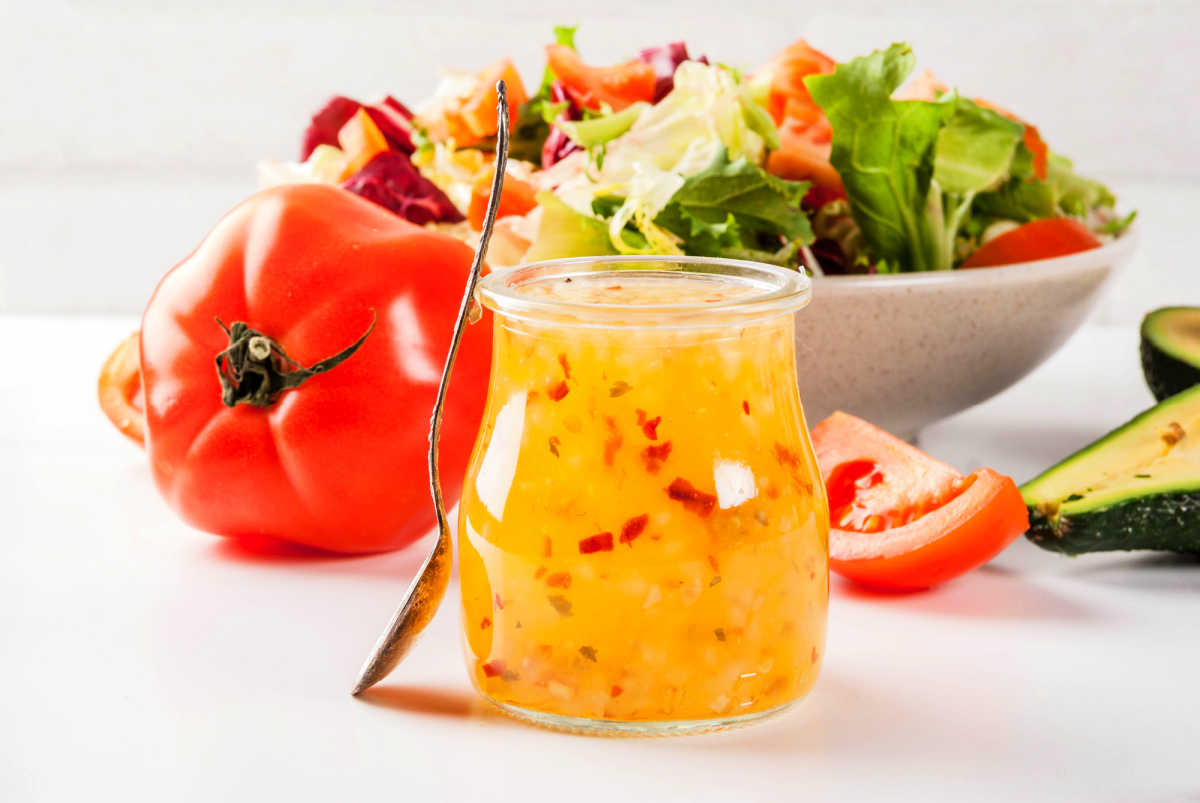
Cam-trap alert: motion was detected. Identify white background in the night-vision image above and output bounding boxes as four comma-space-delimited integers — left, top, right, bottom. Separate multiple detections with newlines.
3, 0, 1199, 318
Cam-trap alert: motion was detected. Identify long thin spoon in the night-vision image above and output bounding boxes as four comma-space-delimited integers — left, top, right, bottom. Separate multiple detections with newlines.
351, 81, 509, 696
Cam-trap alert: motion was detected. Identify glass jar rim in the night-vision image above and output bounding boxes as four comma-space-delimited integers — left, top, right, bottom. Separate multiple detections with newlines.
477, 256, 811, 328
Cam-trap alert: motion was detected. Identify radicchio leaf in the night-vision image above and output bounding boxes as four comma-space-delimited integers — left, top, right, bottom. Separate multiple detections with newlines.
637, 42, 707, 102
301, 96, 361, 160
541, 80, 583, 168
301, 95, 416, 160
342, 151, 464, 225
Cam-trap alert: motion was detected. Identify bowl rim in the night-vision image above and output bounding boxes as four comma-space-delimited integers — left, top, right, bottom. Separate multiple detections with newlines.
812, 223, 1140, 287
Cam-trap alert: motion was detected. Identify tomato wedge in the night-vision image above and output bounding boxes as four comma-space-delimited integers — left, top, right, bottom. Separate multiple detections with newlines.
467, 168, 538, 231
812, 412, 1029, 590
961, 217, 1102, 269
544, 44, 656, 112
97, 331, 145, 446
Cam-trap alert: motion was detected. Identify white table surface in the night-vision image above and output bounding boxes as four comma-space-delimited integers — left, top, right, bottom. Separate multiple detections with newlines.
3, 315, 1198, 803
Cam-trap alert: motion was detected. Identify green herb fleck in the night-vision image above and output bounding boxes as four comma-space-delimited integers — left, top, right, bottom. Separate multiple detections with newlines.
548, 595, 573, 617
579, 645, 597, 662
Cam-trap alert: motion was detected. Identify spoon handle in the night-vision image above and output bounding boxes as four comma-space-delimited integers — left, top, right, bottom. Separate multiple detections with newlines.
351, 81, 510, 696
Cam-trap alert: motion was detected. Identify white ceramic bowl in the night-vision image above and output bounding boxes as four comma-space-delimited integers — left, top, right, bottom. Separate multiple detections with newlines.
793, 229, 1140, 440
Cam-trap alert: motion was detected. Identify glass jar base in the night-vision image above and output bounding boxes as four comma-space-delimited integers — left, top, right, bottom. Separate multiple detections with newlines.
489, 699, 797, 737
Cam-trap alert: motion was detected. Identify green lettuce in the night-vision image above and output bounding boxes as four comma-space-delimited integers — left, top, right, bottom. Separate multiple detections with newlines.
805, 44, 954, 271
807, 42, 1078, 271
524, 192, 618, 261
509, 25, 579, 163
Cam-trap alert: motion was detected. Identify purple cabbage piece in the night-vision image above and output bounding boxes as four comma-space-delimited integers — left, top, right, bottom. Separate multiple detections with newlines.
341, 151, 464, 225
637, 42, 707, 102
541, 80, 583, 169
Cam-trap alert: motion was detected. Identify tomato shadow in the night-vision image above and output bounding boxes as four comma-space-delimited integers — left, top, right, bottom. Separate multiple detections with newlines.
354, 684, 512, 726
1061, 552, 1200, 592
209, 531, 437, 579
831, 566, 1096, 621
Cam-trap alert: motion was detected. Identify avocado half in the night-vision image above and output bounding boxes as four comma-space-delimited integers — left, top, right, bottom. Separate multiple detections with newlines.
1141, 306, 1200, 401
1021, 383, 1200, 554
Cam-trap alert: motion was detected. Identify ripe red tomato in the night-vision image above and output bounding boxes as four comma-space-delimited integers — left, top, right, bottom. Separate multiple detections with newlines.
139, 183, 491, 553
812, 412, 1029, 590
544, 45, 656, 112
961, 217, 1102, 268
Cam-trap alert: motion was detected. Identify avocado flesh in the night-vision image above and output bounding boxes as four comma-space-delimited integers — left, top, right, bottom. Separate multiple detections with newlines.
1141, 306, 1200, 401
1021, 383, 1200, 554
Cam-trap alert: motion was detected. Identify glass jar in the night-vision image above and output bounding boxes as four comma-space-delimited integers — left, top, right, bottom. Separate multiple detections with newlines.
458, 256, 828, 735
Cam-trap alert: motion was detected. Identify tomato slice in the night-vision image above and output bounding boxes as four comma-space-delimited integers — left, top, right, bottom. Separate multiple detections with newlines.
757, 40, 844, 207
460, 59, 529, 139
97, 331, 146, 446
467, 168, 538, 231
544, 45, 656, 112
961, 217, 1102, 268
812, 412, 1029, 590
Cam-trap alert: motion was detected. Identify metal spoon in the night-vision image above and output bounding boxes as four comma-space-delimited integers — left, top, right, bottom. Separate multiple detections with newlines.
351, 81, 510, 696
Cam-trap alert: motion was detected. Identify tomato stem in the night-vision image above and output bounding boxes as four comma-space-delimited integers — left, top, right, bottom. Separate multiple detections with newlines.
213, 312, 377, 408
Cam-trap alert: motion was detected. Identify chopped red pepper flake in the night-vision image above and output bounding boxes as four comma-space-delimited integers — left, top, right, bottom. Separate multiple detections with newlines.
482, 659, 506, 678
610, 685, 623, 698
811, 647, 819, 663
666, 477, 717, 517
641, 415, 661, 440
557, 352, 571, 379
641, 441, 672, 474
620, 514, 649, 545
546, 571, 572, 588
742, 400, 750, 415
603, 416, 622, 465
543, 537, 552, 558
606, 284, 623, 291
534, 566, 547, 580
494, 593, 504, 610
707, 554, 720, 573
579, 532, 614, 554
548, 380, 570, 401
765, 481, 781, 500
609, 380, 632, 397
635, 408, 647, 426
774, 442, 802, 469
480, 617, 492, 629
548, 436, 560, 457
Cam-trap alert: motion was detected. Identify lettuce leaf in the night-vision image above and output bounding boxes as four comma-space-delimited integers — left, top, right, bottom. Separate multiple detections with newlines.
1046, 153, 1115, 215
934, 98, 1024, 195
524, 192, 618, 261
806, 43, 953, 271
509, 25, 579, 163
807, 43, 1030, 271
654, 148, 813, 264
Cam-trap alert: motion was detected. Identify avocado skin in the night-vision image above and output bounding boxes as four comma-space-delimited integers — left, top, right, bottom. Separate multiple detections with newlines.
1027, 491, 1200, 555
1140, 337, 1200, 402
